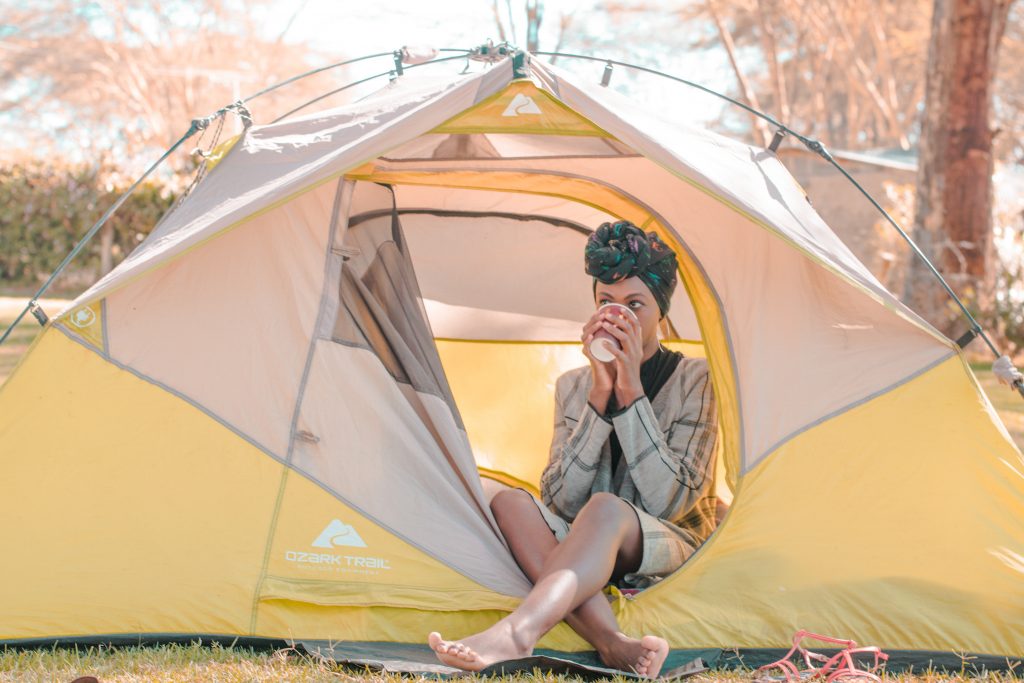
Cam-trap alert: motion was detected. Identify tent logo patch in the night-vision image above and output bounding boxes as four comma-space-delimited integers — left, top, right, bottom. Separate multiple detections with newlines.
502, 93, 542, 117
282, 518, 391, 575
70, 307, 96, 328
312, 519, 368, 548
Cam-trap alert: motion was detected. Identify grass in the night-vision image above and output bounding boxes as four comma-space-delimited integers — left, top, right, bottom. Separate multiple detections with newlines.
0, 309, 44, 386
0, 641, 1020, 682
0, 641, 358, 683
970, 361, 1024, 450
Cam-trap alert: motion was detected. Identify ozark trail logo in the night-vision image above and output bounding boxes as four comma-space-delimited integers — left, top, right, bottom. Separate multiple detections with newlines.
312, 518, 367, 548
501, 93, 542, 117
70, 307, 96, 328
283, 518, 391, 573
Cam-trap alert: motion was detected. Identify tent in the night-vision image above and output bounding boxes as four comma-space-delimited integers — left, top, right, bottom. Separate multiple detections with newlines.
1, 53, 1022, 666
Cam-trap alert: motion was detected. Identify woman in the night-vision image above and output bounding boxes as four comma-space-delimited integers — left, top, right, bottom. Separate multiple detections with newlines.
429, 221, 719, 677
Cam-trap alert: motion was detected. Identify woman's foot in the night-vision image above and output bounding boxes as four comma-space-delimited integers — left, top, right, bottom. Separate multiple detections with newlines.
596, 633, 670, 678
428, 620, 533, 672
636, 635, 670, 678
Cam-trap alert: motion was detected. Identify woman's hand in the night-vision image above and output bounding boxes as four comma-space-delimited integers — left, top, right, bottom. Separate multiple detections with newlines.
581, 310, 617, 413
601, 308, 645, 407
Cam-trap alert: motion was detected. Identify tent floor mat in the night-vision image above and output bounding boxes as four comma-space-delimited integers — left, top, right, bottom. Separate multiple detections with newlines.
297, 640, 708, 679
3, 636, 1018, 675
298, 641, 1024, 677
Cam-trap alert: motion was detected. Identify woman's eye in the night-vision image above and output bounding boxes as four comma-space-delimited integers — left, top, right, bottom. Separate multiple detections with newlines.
629, 301, 642, 308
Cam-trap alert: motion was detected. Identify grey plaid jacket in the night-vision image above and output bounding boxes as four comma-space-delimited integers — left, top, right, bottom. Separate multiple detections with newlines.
540, 357, 719, 545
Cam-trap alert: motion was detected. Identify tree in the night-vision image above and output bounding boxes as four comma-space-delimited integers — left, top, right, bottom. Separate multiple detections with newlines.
903, 0, 1016, 332
1, 0, 330, 278
0, 0, 328, 175
677, 0, 931, 150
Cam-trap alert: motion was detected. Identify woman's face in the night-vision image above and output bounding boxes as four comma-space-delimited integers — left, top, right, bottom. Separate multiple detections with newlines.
594, 276, 661, 349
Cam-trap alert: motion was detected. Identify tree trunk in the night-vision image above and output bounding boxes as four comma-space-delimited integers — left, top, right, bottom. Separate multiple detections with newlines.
707, 0, 772, 145
904, 0, 1014, 334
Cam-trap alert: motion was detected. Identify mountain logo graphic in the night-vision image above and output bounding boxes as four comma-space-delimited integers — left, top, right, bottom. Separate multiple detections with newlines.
501, 93, 542, 117
70, 307, 96, 328
311, 519, 368, 548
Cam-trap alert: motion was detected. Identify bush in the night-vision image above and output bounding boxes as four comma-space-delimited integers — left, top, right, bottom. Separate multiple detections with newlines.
0, 162, 177, 292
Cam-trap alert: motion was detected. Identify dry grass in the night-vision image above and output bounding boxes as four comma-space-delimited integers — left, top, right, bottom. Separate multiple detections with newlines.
0, 307, 43, 385
0, 642, 1019, 682
970, 361, 1024, 449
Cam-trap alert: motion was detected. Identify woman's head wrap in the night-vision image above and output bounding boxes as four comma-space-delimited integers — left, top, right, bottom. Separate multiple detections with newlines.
585, 221, 679, 317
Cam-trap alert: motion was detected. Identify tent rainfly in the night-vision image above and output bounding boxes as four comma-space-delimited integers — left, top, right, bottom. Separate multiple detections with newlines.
1, 54, 1022, 667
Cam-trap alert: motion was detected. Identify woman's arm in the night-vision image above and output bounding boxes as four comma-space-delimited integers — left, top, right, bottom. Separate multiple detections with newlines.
539, 373, 613, 520
610, 361, 717, 520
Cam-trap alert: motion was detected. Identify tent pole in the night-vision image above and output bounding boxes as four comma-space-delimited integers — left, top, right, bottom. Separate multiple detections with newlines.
532, 50, 1012, 368
0, 123, 204, 347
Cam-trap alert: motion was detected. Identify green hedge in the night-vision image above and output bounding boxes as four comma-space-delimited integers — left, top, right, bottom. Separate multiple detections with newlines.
0, 163, 177, 291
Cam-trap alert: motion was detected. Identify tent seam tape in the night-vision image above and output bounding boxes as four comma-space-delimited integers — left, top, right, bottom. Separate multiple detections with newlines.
249, 469, 289, 635
249, 177, 351, 634
53, 324, 286, 461
434, 338, 704, 346
546, 66, 941, 343
348, 207, 595, 235
54, 321, 108, 359
69, 66, 505, 312
327, 336, 448, 403
74, 173, 344, 313
747, 349, 958, 472
432, 126, 609, 137
101, 298, 109, 356
635, 352, 967, 614
52, 318, 513, 604
382, 153, 643, 162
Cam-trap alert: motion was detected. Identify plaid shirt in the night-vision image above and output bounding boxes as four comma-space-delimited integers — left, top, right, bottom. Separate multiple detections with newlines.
540, 357, 719, 544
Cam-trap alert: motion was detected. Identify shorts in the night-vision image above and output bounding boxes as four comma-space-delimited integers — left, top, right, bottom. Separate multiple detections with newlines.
527, 492, 697, 589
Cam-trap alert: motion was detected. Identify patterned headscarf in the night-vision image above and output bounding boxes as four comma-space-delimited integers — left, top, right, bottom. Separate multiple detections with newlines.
585, 221, 679, 317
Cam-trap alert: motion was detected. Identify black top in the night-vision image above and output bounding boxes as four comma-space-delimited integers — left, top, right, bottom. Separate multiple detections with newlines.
605, 344, 684, 473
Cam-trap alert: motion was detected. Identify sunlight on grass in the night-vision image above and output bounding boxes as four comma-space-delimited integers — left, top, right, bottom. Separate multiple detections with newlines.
0, 642, 1020, 682
0, 314, 44, 387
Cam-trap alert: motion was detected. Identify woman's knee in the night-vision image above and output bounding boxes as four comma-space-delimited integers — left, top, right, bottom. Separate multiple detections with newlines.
490, 488, 537, 524
577, 492, 634, 527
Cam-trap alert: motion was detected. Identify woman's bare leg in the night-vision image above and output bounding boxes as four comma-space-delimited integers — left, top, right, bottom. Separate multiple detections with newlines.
486, 489, 660, 671
429, 492, 669, 676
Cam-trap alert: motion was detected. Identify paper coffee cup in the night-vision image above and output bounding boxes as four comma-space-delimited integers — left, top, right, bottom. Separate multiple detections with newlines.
589, 303, 637, 362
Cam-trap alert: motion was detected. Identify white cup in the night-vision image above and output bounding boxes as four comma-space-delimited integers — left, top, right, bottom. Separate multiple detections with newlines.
589, 303, 638, 362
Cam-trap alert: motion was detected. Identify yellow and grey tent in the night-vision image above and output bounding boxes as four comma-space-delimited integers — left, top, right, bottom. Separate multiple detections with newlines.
1, 52, 1022, 667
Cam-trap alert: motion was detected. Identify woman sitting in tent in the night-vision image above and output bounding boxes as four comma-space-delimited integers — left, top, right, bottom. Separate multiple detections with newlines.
429, 221, 719, 678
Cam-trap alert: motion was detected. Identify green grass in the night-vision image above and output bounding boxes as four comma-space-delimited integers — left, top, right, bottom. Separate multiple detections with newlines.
970, 361, 1024, 451
0, 641, 359, 682
0, 642, 1019, 682
0, 311, 44, 386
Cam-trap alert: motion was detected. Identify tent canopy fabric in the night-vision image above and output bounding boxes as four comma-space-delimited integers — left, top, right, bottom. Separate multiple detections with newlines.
1, 54, 1022, 662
